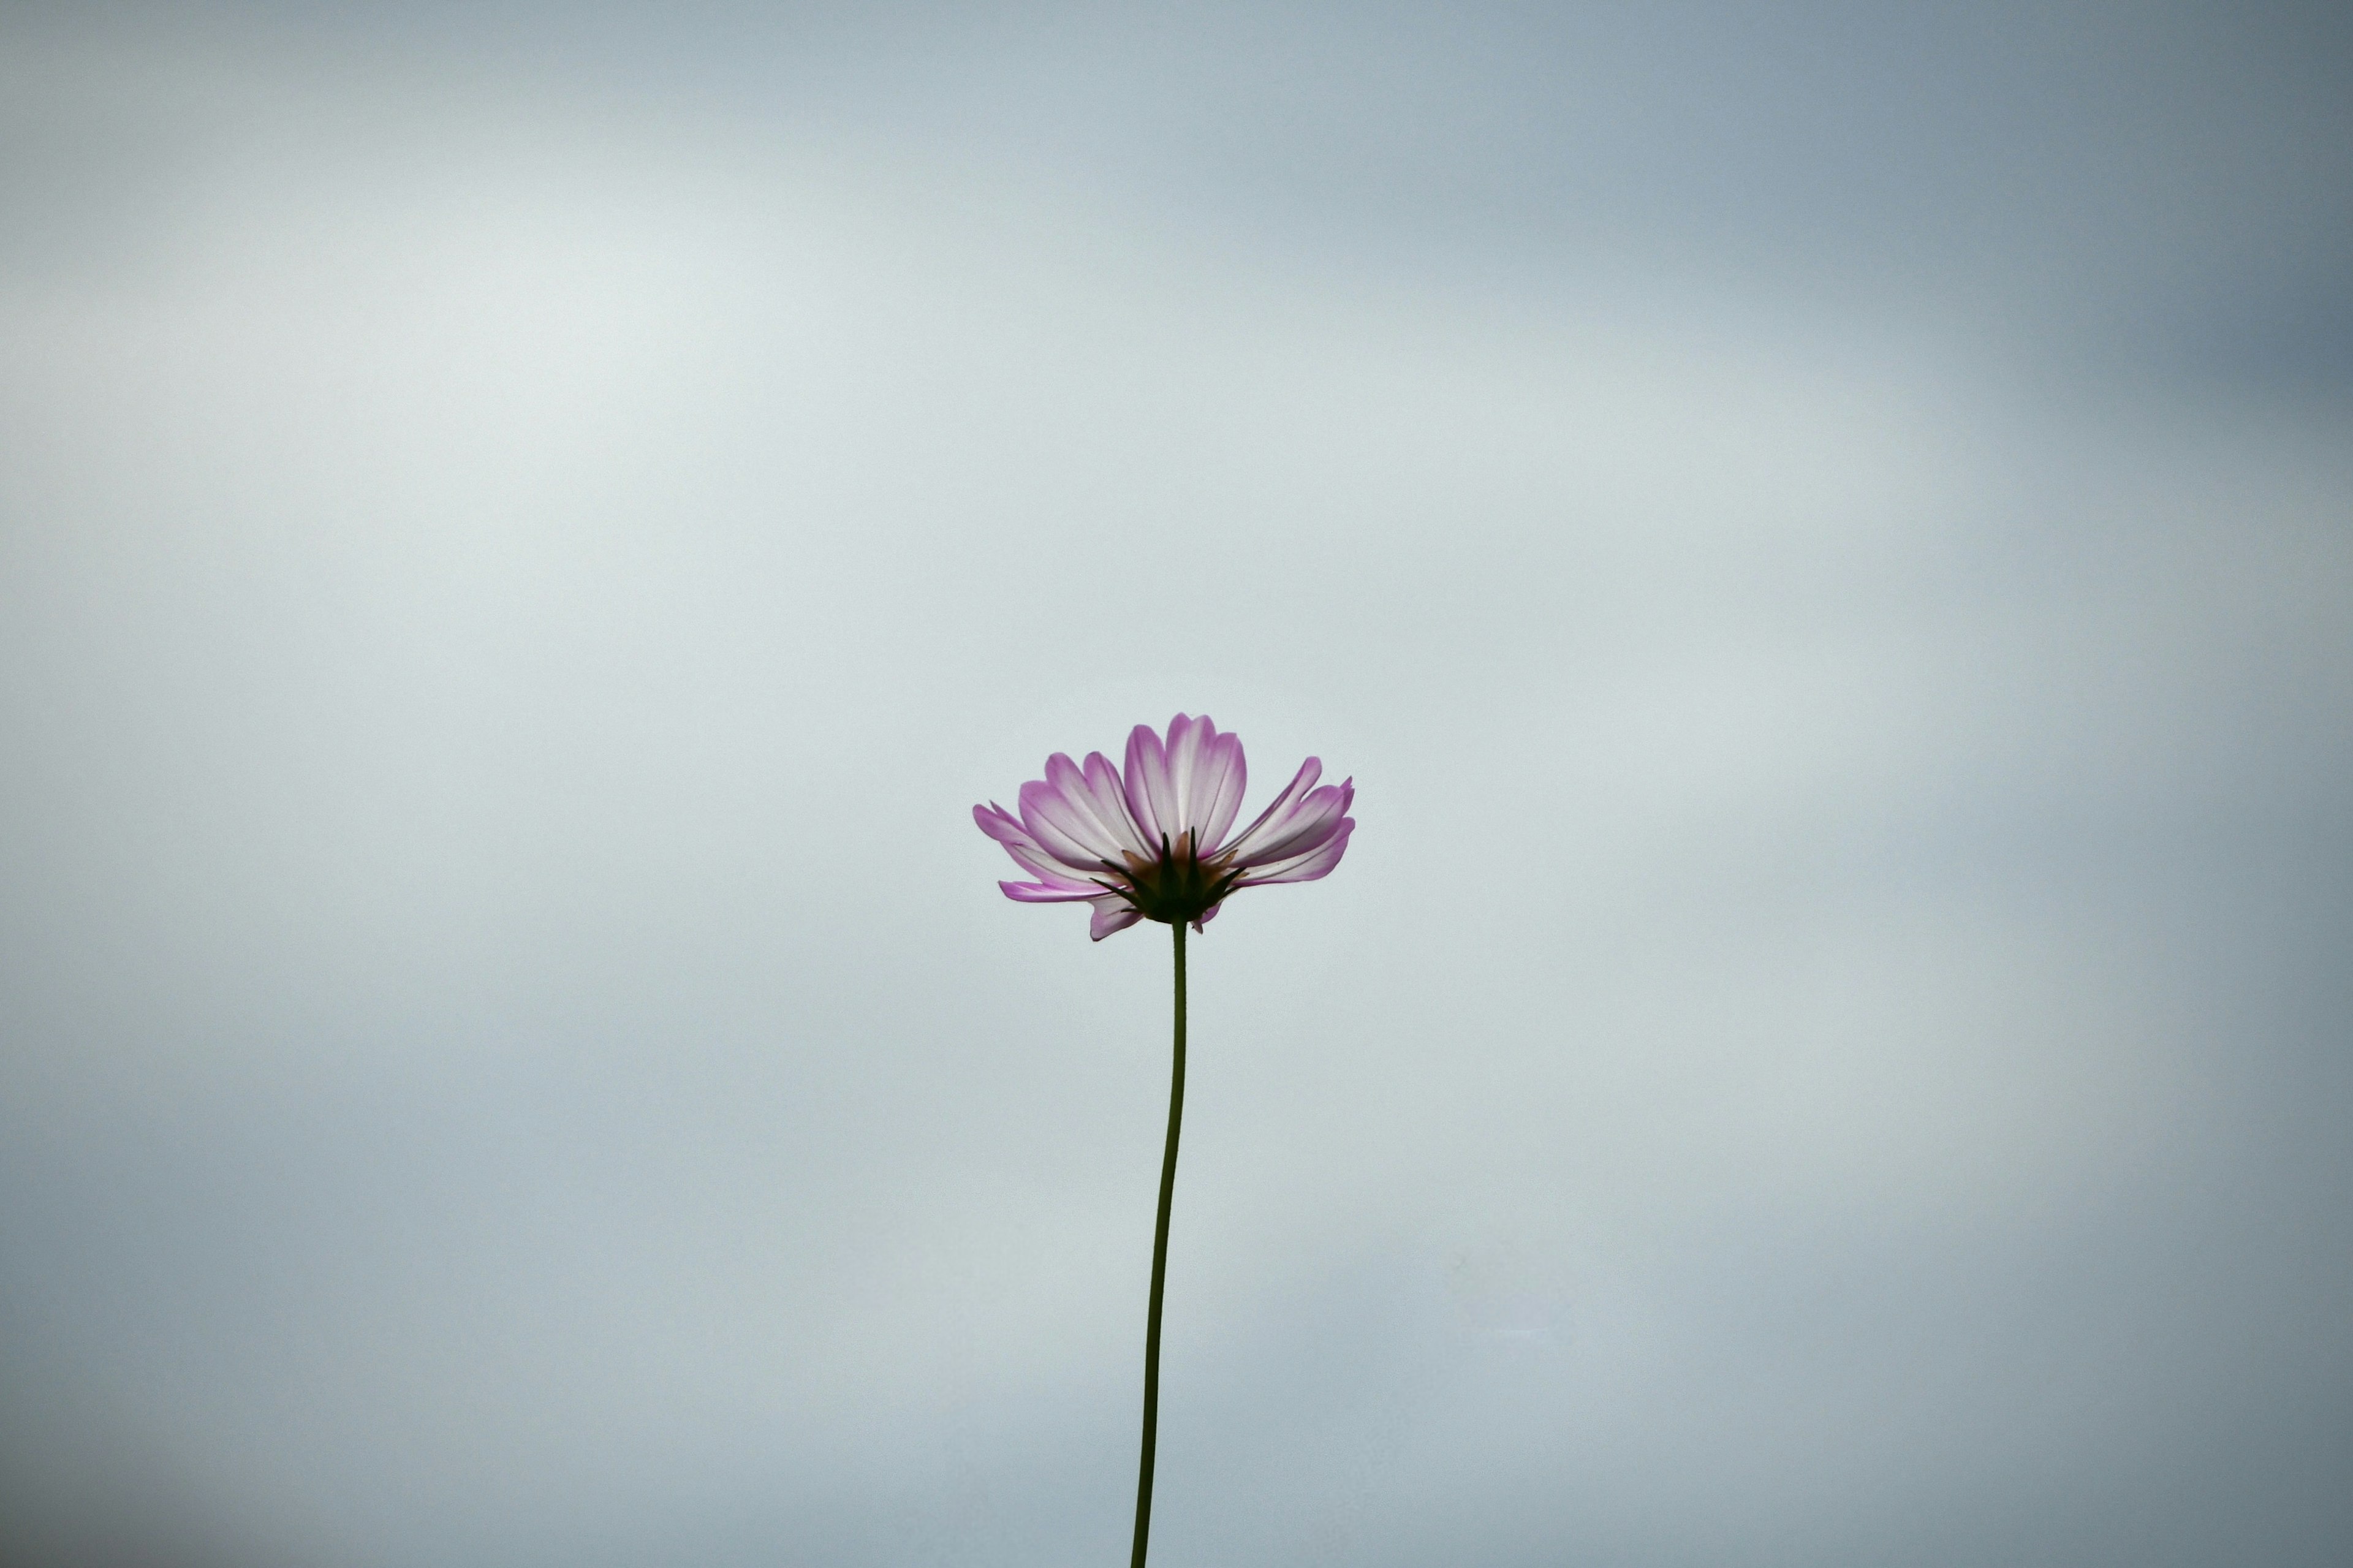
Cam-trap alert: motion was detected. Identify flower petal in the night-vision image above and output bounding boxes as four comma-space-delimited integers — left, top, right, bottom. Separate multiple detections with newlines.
1181, 721, 1248, 852
1164, 713, 1208, 833
1218, 756, 1324, 862
973, 800, 1026, 846
1126, 713, 1249, 850
974, 803, 1099, 888
1001, 880, 1108, 903
1226, 778, 1353, 869
1233, 812, 1354, 887
1079, 751, 1150, 856
1020, 751, 1145, 869
1123, 721, 1177, 847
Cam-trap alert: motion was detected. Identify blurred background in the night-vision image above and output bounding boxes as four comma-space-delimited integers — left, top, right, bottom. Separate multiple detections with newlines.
2, 3, 2349, 1564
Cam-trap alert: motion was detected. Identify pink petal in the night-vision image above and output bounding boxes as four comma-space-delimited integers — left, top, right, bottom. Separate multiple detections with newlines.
1005, 841, 1106, 888
1164, 713, 1208, 833
1129, 713, 1246, 850
1001, 880, 1110, 903
1233, 813, 1354, 887
1048, 751, 1145, 856
1156, 714, 1248, 850
1020, 753, 1141, 869
974, 803, 1100, 887
1123, 721, 1177, 846
1226, 778, 1353, 869
973, 801, 1025, 843
1194, 729, 1248, 852
1080, 751, 1149, 856
1219, 756, 1324, 862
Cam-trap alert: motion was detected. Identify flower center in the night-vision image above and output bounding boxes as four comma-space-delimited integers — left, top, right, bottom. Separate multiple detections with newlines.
1109, 831, 1241, 925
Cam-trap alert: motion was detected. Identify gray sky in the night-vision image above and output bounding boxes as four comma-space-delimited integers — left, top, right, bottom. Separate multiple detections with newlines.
3, 4, 2349, 1565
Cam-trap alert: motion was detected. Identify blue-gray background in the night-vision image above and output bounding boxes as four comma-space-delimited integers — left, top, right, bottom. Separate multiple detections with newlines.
3, 4, 2349, 1564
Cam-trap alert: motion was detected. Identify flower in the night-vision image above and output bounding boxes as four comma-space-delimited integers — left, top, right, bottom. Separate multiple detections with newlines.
974, 713, 1355, 939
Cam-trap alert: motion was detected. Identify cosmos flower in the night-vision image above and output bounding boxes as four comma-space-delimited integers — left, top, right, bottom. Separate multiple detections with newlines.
974, 713, 1354, 1564
973, 713, 1355, 940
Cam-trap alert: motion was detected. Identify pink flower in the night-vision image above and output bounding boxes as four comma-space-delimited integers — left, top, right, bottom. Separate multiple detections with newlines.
975, 713, 1355, 939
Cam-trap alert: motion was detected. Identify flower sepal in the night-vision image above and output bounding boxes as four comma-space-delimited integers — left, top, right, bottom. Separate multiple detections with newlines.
1112, 831, 1243, 929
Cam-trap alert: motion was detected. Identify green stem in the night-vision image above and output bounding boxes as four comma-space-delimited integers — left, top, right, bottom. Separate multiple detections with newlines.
1131, 919, 1187, 1568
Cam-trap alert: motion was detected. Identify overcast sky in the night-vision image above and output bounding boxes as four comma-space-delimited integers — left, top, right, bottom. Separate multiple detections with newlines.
3, 5, 2349, 1566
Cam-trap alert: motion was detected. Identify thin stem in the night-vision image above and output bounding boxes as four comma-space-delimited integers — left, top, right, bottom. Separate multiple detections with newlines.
1131, 919, 1187, 1568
